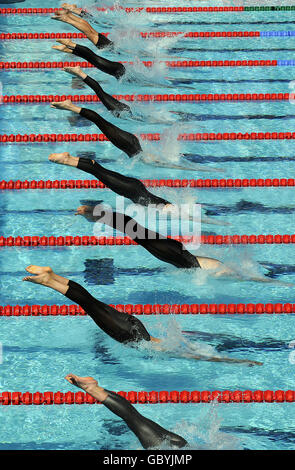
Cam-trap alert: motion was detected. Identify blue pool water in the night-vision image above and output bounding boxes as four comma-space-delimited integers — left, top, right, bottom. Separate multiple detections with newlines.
1, 0, 295, 451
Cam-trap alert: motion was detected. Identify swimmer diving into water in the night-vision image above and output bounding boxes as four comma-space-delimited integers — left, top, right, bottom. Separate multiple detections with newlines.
48, 152, 226, 226
52, 4, 113, 50
22, 265, 262, 366
63, 66, 131, 118
52, 38, 125, 80
75, 204, 292, 286
64, 373, 187, 449
50, 100, 222, 172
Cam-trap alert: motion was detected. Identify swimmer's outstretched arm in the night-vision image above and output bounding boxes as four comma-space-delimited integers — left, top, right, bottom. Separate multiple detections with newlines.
151, 343, 263, 366
65, 374, 188, 449
142, 156, 224, 173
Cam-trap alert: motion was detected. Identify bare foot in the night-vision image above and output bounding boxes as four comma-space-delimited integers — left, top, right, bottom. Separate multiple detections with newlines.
52, 44, 73, 54
51, 10, 72, 23
23, 272, 51, 285
56, 38, 76, 49
48, 152, 75, 166
65, 374, 98, 390
61, 3, 83, 16
25, 265, 53, 275
63, 66, 86, 79
50, 99, 75, 111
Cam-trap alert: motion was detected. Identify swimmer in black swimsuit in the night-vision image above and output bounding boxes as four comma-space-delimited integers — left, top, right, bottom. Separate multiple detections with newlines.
49, 152, 170, 207
63, 66, 132, 118
52, 38, 125, 80
75, 204, 292, 286
48, 152, 226, 226
51, 100, 141, 157
22, 265, 262, 365
64, 373, 188, 449
50, 99, 213, 171
52, 6, 113, 50
75, 205, 220, 270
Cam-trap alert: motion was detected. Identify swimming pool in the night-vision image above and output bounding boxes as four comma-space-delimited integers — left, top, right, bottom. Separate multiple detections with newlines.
1, 0, 295, 451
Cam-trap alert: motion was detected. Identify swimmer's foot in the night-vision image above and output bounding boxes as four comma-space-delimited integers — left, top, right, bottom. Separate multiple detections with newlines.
56, 38, 77, 50
25, 265, 53, 276
63, 66, 87, 80
51, 10, 73, 24
65, 374, 98, 391
49, 152, 79, 167
61, 3, 84, 16
23, 270, 52, 286
50, 99, 81, 114
52, 44, 74, 54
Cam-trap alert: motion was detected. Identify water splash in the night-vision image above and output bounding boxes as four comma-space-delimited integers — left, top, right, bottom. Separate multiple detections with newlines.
109, 28, 185, 58
175, 405, 242, 450
139, 316, 220, 359
121, 59, 169, 87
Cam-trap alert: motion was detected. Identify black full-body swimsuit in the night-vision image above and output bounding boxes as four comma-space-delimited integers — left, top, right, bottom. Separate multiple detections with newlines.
79, 107, 141, 157
94, 208, 201, 269
103, 390, 188, 449
77, 157, 170, 207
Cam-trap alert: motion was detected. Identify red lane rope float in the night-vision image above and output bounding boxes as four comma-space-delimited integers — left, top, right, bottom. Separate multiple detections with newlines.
0, 60, 279, 69
0, 7, 248, 16
1, 390, 294, 405
1, 234, 295, 247
0, 31, 262, 40
1, 178, 295, 191
1, 132, 295, 143
1, 303, 295, 316
2, 93, 292, 104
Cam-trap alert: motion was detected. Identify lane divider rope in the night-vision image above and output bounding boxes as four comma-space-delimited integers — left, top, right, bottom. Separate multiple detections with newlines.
1, 303, 295, 316
1, 6, 295, 15
1, 60, 290, 69
2, 31, 295, 40
0, 31, 268, 40
1, 178, 295, 190
2, 93, 292, 103
0, 234, 295, 246
1, 132, 295, 143
0, 390, 294, 404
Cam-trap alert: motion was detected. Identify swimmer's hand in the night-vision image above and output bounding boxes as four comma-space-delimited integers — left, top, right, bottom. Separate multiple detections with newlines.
75, 205, 97, 222
142, 157, 224, 173
183, 354, 263, 366
200, 216, 231, 226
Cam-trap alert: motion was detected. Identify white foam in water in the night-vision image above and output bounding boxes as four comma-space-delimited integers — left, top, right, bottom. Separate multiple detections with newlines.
109, 28, 186, 58
138, 316, 220, 359
176, 405, 242, 450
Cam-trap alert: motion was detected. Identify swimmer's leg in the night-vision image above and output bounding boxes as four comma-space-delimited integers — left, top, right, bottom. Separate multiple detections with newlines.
63, 67, 131, 116
23, 267, 151, 343
52, 9, 112, 48
51, 100, 142, 157
65, 374, 188, 449
54, 39, 124, 79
